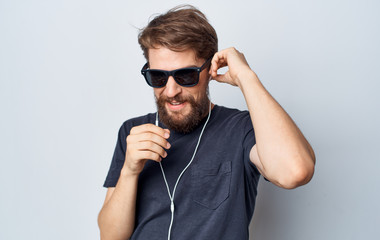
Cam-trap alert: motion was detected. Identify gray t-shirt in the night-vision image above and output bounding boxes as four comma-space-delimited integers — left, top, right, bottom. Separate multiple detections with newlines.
104, 105, 261, 239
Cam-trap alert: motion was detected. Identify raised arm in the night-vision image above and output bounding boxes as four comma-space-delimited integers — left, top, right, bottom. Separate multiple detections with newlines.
98, 124, 171, 239
209, 47, 315, 189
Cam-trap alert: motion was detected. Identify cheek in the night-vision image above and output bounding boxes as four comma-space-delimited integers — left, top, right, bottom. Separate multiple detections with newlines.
153, 89, 163, 98
187, 85, 207, 101
201, 69, 211, 81
198, 75, 210, 93
199, 72, 211, 89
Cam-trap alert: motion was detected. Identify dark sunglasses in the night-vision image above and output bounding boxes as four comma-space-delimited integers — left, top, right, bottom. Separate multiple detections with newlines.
141, 58, 211, 88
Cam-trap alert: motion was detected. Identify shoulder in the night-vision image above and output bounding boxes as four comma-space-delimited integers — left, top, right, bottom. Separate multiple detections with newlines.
213, 105, 251, 127
215, 105, 249, 117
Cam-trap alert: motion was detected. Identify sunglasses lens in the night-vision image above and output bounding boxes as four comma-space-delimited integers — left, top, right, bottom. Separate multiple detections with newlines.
174, 69, 198, 86
147, 70, 167, 87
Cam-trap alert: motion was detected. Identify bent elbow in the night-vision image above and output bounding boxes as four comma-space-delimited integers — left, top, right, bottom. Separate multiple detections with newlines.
279, 159, 315, 189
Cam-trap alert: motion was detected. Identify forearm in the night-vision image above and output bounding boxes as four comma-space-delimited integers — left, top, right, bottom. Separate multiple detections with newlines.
98, 169, 138, 240
238, 71, 315, 188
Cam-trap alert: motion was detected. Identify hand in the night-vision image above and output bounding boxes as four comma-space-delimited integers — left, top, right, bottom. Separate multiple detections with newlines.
122, 124, 171, 176
209, 47, 254, 87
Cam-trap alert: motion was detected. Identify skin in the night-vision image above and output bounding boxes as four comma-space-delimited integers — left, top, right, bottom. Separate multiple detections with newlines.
150, 47, 213, 119
209, 47, 315, 188
98, 46, 316, 240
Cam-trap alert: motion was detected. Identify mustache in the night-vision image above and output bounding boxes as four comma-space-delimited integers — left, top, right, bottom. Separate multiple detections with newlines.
157, 94, 196, 104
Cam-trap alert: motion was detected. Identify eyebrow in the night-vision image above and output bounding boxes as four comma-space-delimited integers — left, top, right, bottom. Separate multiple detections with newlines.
185, 64, 198, 68
148, 64, 200, 70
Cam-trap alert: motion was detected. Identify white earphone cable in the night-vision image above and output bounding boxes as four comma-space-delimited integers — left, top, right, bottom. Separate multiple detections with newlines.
155, 101, 212, 240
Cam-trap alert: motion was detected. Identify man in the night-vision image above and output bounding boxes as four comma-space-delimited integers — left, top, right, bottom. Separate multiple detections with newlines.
98, 5, 315, 240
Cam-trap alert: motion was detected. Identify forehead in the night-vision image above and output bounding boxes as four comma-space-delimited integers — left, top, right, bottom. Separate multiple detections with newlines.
148, 47, 201, 70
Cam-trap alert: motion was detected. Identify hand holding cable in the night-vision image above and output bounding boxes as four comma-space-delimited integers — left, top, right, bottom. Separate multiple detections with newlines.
123, 124, 171, 176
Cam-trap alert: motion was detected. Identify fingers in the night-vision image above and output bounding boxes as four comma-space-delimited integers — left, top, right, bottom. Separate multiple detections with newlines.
123, 123, 172, 175
130, 123, 170, 139
136, 150, 163, 163
209, 47, 252, 86
127, 123, 171, 162
129, 123, 170, 150
137, 140, 168, 158
212, 73, 228, 83
209, 50, 233, 83
130, 132, 171, 150
209, 48, 237, 79
210, 52, 228, 78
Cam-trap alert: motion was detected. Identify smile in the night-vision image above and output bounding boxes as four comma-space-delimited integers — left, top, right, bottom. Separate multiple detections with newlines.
167, 101, 187, 111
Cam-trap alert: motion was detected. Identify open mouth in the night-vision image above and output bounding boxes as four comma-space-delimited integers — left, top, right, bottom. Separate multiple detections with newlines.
167, 101, 187, 111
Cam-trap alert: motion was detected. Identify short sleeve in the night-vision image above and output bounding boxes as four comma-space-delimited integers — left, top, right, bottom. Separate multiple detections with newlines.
241, 113, 270, 183
103, 122, 129, 188
241, 112, 260, 180
239, 112, 261, 215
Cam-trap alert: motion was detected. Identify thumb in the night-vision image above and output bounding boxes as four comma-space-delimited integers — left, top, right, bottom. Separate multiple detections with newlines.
212, 73, 227, 83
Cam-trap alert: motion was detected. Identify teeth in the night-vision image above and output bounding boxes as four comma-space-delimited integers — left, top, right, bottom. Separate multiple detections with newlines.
171, 102, 181, 105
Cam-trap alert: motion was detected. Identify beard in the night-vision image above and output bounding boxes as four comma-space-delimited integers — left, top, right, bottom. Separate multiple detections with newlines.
155, 87, 210, 134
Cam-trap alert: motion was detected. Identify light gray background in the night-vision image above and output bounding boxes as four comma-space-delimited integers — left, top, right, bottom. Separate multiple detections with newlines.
1, 0, 379, 239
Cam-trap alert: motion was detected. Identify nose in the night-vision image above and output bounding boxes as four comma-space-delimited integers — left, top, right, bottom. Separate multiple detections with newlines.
164, 76, 182, 98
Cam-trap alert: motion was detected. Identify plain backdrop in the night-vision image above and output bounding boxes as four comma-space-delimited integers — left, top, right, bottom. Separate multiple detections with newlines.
1, 0, 379, 239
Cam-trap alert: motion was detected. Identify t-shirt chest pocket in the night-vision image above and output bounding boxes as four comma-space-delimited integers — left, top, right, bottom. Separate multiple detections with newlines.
191, 161, 232, 210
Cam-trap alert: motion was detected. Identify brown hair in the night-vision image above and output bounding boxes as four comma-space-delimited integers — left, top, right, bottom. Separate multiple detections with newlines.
138, 5, 218, 61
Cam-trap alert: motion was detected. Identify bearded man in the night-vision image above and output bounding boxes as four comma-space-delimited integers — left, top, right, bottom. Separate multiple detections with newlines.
98, 5, 315, 240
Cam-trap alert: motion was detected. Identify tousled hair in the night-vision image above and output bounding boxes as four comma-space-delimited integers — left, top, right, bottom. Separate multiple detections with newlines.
138, 5, 218, 61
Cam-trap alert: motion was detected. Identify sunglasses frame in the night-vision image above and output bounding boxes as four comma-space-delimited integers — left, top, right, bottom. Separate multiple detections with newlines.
141, 57, 212, 88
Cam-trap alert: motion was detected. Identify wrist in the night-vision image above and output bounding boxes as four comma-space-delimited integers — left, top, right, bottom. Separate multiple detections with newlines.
120, 166, 140, 179
236, 69, 259, 88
